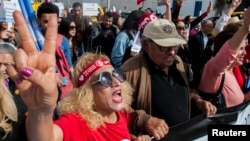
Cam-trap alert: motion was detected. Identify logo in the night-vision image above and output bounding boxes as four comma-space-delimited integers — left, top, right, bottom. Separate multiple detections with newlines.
79, 74, 84, 81
95, 60, 104, 66
163, 25, 172, 34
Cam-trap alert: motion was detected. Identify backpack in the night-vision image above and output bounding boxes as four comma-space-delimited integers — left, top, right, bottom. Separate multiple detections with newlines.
56, 34, 74, 99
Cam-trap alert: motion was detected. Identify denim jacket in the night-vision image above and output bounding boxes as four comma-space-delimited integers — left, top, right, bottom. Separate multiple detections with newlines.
111, 30, 134, 68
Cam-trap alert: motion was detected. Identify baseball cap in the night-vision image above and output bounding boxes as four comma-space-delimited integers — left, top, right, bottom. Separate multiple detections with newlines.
143, 19, 186, 47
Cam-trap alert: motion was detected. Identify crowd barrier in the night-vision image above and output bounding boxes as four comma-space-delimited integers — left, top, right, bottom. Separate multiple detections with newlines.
152, 101, 250, 141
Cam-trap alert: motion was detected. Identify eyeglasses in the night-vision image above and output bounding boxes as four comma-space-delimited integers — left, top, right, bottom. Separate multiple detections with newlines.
157, 45, 179, 52
176, 26, 188, 30
92, 68, 125, 87
70, 26, 76, 30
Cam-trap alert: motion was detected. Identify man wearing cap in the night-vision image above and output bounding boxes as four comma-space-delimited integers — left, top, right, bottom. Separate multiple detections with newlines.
120, 19, 217, 127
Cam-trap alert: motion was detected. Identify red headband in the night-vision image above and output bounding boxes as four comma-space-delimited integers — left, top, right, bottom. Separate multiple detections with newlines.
138, 12, 158, 31
77, 59, 111, 87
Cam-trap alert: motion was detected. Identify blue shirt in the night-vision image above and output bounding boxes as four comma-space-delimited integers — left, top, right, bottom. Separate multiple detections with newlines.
61, 36, 73, 68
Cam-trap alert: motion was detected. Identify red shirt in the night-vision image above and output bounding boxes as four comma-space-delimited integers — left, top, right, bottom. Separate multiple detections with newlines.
54, 111, 131, 141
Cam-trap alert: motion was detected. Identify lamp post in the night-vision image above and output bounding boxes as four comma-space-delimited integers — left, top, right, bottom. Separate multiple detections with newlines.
107, 0, 110, 10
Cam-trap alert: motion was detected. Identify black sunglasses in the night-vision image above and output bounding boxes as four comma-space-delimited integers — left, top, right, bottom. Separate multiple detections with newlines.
176, 25, 188, 30
70, 26, 76, 30
92, 69, 125, 87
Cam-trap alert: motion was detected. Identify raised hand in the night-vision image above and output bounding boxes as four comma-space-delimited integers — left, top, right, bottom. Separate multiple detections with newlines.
231, 0, 242, 8
163, 0, 170, 7
206, 0, 213, 14
7, 11, 58, 112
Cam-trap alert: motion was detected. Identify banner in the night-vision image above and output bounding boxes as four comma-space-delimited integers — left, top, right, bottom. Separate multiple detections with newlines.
0, 0, 21, 23
153, 101, 250, 141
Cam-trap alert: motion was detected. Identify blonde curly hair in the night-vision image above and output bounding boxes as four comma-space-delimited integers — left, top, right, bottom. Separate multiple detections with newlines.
0, 72, 17, 140
57, 53, 133, 129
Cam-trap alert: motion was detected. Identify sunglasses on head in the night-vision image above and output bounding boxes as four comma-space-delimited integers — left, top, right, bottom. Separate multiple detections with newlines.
70, 26, 76, 30
92, 68, 125, 87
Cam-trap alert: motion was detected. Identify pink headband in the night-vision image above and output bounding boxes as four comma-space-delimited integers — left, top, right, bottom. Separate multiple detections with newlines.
77, 59, 111, 87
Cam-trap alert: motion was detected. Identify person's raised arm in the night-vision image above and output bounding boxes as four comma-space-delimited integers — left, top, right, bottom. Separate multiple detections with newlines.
225, 0, 242, 17
190, 0, 213, 29
214, 0, 242, 35
7, 11, 63, 141
229, 7, 250, 51
163, 0, 171, 20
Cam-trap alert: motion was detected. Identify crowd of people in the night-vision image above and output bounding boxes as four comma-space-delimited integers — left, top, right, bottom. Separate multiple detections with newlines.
0, 0, 250, 140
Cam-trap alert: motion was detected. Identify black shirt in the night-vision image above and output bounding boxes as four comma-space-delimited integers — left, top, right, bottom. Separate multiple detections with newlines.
145, 54, 190, 127
4, 79, 28, 141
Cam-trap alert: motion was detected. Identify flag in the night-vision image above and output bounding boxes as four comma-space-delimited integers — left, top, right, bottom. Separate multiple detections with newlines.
137, 0, 144, 5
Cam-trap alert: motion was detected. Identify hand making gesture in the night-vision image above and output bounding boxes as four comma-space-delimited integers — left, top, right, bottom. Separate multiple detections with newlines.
7, 11, 59, 112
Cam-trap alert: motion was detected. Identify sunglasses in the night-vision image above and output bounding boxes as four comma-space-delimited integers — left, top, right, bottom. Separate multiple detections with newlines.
157, 46, 179, 52
176, 26, 188, 30
70, 26, 76, 30
92, 69, 125, 87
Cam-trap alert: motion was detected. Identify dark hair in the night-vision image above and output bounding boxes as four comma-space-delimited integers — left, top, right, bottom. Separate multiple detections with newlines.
37, 2, 59, 19
200, 20, 211, 27
213, 23, 241, 56
173, 19, 185, 26
121, 10, 145, 31
58, 18, 71, 37
184, 15, 192, 24
113, 14, 121, 26
72, 2, 82, 9
104, 11, 114, 19
213, 32, 234, 56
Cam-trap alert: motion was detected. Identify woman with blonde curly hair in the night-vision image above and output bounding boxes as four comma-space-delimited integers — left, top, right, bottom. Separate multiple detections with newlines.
54, 52, 167, 140
57, 53, 133, 128
8, 11, 169, 141
0, 71, 17, 140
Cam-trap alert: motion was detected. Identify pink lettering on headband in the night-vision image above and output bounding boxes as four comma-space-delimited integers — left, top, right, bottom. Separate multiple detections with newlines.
77, 59, 111, 87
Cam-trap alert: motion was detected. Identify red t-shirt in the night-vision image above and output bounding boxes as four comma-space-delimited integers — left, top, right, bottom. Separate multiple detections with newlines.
54, 111, 131, 141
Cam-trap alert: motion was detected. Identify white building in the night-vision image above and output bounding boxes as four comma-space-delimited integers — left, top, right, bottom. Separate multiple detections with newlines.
178, 0, 217, 19
55, 0, 217, 18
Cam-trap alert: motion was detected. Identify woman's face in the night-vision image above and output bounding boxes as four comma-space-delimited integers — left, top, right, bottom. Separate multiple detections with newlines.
91, 65, 124, 114
176, 21, 187, 39
233, 39, 248, 66
0, 22, 8, 30
117, 17, 123, 28
68, 22, 76, 37
0, 53, 14, 79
